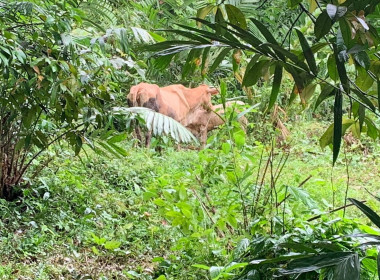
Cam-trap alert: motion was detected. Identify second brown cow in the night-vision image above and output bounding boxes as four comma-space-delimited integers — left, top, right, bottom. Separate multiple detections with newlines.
127, 83, 219, 146
185, 101, 247, 146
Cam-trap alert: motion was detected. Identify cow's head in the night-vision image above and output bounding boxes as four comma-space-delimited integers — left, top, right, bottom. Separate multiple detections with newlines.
199, 84, 219, 95
207, 87, 219, 95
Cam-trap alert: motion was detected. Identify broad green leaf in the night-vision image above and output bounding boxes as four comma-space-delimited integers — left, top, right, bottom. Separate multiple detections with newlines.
284, 64, 312, 94
365, 117, 378, 140
371, 61, 380, 79
278, 252, 359, 279
352, 88, 376, 112
327, 55, 339, 81
358, 104, 365, 131
222, 142, 231, 154
354, 51, 371, 70
351, 121, 361, 138
288, 186, 318, 209
220, 79, 227, 107
178, 21, 245, 49
319, 118, 354, 150
35, 131, 48, 146
192, 19, 245, 49
233, 130, 245, 148
182, 48, 202, 78
154, 54, 174, 70
339, 19, 353, 49
209, 48, 232, 73
104, 240, 121, 250
201, 47, 210, 74
210, 266, 223, 279
333, 253, 360, 280
334, 44, 349, 93
245, 54, 261, 75
225, 22, 262, 49
234, 238, 250, 257
225, 262, 248, 273
333, 90, 343, 165
113, 107, 197, 144
308, 0, 317, 13
215, 7, 226, 36
264, 43, 308, 71
314, 85, 335, 110
349, 198, 380, 229
356, 65, 374, 91
250, 18, 279, 46
196, 5, 215, 27
107, 133, 127, 144
142, 40, 201, 52
225, 5, 247, 29
162, 29, 210, 44
315, 11, 333, 40
288, 0, 302, 8
296, 29, 318, 75
148, 31, 166, 42
279, 242, 318, 254
251, 254, 310, 265
300, 83, 317, 106
268, 64, 282, 110
242, 60, 269, 87
192, 264, 210, 270
108, 143, 128, 157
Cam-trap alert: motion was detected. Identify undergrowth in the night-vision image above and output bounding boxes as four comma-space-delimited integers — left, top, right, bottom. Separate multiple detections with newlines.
0, 121, 379, 279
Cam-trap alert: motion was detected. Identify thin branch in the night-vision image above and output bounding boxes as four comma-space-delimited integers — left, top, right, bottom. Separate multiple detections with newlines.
6, 22, 44, 31
281, 10, 304, 46
343, 145, 350, 218
15, 123, 84, 185
308, 200, 366, 222
256, 0, 270, 10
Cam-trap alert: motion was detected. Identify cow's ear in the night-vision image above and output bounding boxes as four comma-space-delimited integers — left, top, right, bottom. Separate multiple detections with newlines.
208, 88, 219, 95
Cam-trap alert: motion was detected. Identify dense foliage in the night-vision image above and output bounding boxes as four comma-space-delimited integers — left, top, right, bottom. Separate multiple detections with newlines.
147, 0, 380, 164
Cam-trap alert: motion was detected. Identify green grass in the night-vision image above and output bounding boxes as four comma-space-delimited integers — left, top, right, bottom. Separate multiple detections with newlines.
1, 121, 379, 279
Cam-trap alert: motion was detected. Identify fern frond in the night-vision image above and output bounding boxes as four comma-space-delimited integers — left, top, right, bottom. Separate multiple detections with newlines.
225, 0, 260, 13
0, 1, 46, 17
79, 0, 118, 28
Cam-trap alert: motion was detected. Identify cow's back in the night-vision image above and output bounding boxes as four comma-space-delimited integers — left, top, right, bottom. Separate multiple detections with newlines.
157, 85, 190, 123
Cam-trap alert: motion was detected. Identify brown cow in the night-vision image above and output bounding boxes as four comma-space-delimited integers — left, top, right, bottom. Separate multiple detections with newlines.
185, 101, 248, 146
127, 82, 160, 111
127, 83, 219, 146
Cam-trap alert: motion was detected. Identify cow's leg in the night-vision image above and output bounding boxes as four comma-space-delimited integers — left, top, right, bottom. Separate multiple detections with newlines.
200, 126, 208, 149
145, 131, 152, 148
135, 125, 143, 147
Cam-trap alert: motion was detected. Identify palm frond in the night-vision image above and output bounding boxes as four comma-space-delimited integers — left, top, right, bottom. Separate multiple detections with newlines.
0, 1, 46, 17
113, 107, 198, 144
130, 27, 154, 43
79, 0, 118, 28
225, 0, 261, 13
